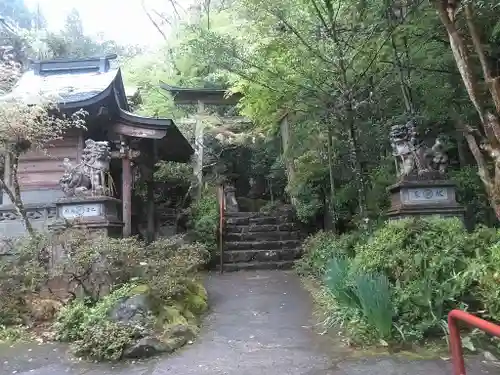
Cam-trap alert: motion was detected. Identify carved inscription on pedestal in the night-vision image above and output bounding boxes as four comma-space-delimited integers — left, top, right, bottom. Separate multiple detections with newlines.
60, 203, 102, 219
406, 187, 448, 203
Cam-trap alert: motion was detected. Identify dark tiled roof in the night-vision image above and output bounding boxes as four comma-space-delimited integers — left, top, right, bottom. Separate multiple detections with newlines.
6, 69, 118, 104
1, 55, 194, 162
160, 82, 242, 104
4, 56, 119, 106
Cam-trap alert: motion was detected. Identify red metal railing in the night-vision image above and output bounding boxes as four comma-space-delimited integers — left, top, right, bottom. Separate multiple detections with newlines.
448, 309, 500, 375
217, 184, 225, 274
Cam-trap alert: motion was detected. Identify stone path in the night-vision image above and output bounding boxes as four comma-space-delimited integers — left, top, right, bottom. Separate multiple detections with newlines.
0, 270, 497, 375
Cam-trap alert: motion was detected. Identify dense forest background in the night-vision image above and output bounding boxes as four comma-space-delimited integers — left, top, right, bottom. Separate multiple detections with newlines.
2, 0, 500, 232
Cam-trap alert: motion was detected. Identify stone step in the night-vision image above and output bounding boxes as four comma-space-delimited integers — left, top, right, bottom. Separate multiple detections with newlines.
223, 248, 302, 263
224, 240, 301, 251
217, 260, 296, 272
225, 231, 300, 242
225, 223, 298, 233
225, 216, 295, 226
224, 211, 260, 218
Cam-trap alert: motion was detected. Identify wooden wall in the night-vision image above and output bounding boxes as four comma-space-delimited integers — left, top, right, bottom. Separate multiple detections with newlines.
16, 130, 83, 190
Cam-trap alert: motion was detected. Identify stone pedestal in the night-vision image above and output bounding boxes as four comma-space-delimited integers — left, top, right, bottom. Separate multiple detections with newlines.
387, 179, 465, 220
224, 185, 239, 213
49, 196, 124, 237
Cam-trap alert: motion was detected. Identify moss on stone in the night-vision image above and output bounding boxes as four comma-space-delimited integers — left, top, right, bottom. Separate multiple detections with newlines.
186, 281, 208, 302
183, 293, 208, 315
128, 284, 151, 296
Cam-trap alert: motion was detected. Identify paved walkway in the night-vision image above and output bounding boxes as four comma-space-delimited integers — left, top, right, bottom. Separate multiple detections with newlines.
0, 270, 496, 375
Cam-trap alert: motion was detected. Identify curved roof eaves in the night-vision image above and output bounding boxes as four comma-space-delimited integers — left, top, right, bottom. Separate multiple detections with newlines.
3, 68, 120, 107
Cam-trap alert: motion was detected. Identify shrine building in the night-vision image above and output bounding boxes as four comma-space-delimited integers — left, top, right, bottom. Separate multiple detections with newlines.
0, 54, 193, 239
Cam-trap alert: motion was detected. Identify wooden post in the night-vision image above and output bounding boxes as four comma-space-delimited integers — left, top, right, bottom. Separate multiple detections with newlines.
146, 180, 155, 243
121, 139, 132, 238
144, 141, 157, 243
193, 99, 205, 200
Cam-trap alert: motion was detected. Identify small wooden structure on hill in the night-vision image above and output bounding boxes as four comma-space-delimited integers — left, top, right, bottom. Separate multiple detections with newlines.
0, 54, 193, 239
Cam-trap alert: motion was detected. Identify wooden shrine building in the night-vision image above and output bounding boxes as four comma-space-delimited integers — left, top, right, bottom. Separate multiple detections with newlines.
0, 54, 193, 238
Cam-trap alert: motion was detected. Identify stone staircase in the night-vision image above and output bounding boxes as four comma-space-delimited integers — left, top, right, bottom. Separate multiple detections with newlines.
220, 211, 304, 271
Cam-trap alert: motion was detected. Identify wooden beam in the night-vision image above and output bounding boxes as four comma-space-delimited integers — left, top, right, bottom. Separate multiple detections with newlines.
121, 141, 133, 238
113, 122, 167, 139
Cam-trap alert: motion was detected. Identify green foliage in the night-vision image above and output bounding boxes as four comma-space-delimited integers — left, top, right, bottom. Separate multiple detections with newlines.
54, 299, 88, 342
52, 235, 208, 361
302, 218, 500, 345
189, 187, 219, 252
354, 272, 393, 340
323, 256, 393, 342
142, 238, 209, 301
0, 228, 208, 361
365, 159, 396, 221
353, 218, 475, 340
464, 227, 500, 323
325, 257, 359, 309
0, 324, 29, 343
449, 166, 497, 228
0, 233, 50, 325
52, 230, 148, 301
54, 284, 140, 361
296, 230, 367, 277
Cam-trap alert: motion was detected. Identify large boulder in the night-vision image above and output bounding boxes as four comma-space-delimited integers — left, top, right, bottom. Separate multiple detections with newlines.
122, 333, 191, 359
122, 337, 169, 359
109, 294, 151, 324
108, 290, 199, 359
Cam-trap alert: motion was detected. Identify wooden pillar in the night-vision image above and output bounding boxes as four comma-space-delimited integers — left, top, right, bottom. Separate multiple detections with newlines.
121, 139, 133, 237
146, 180, 155, 243
193, 99, 205, 200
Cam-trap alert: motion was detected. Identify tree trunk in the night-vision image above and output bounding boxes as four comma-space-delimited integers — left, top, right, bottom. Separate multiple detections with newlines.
10, 152, 34, 236
347, 119, 367, 220
433, 0, 500, 219
279, 114, 298, 205
326, 125, 336, 232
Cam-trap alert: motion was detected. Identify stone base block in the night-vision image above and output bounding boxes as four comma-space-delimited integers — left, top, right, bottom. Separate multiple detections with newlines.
387, 179, 465, 221
49, 196, 123, 237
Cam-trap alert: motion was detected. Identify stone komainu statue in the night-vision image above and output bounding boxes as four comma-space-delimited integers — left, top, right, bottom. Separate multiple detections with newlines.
60, 139, 112, 197
389, 120, 448, 179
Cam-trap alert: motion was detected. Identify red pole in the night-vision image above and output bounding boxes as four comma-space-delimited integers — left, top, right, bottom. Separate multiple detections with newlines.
219, 184, 225, 274
448, 309, 500, 375
448, 312, 466, 375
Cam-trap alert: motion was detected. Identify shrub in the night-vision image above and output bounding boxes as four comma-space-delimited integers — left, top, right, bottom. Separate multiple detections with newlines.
0, 233, 50, 325
465, 227, 500, 323
141, 237, 209, 301
354, 272, 392, 339
449, 167, 497, 228
353, 217, 480, 341
324, 257, 393, 342
52, 230, 146, 301
189, 187, 219, 253
0, 226, 209, 360
307, 217, 500, 345
52, 231, 208, 302
54, 284, 141, 361
50, 234, 208, 361
296, 230, 367, 277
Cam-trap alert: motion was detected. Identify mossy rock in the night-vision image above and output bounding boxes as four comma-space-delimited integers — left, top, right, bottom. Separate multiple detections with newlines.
128, 284, 151, 296
187, 282, 208, 302
183, 293, 208, 314
182, 308, 196, 322
163, 323, 197, 342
